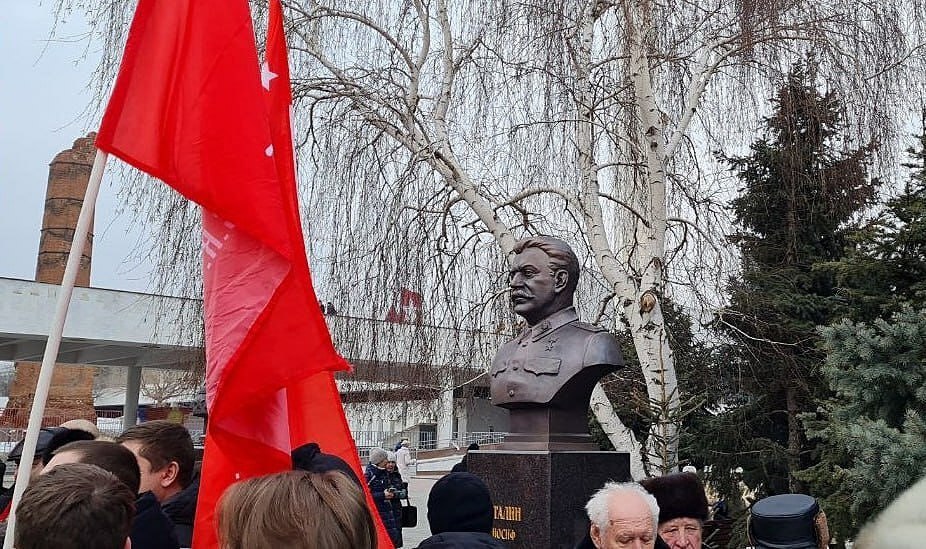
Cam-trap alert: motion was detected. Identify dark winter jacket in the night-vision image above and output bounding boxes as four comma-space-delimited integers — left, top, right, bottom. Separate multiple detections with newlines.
366, 463, 403, 547
387, 469, 408, 536
132, 491, 181, 549
416, 531, 508, 548
161, 475, 199, 548
387, 468, 407, 527
450, 456, 467, 473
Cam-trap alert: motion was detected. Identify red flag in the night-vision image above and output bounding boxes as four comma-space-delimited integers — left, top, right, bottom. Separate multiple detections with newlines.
262, 1, 394, 546
96, 1, 391, 547
386, 287, 424, 324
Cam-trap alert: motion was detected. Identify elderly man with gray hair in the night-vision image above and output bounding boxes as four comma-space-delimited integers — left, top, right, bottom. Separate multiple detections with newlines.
584, 481, 661, 549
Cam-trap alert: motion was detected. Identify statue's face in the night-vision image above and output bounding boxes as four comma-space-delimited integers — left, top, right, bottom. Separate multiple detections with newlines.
509, 247, 560, 324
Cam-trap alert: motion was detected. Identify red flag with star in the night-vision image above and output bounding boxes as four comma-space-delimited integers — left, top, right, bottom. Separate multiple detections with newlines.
96, 0, 389, 546
262, 1, 394, 547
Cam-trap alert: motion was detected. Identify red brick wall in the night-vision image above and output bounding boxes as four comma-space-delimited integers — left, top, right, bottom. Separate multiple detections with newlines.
5, 362, 97, 424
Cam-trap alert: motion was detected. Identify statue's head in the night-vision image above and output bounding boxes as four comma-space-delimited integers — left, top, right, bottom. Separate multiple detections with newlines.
508, 236, 579, 326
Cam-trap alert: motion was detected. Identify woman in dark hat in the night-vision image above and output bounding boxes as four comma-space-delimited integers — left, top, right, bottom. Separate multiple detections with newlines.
451, 442, 480, 473
641, 472, 709, 549
291, 442, 361, 486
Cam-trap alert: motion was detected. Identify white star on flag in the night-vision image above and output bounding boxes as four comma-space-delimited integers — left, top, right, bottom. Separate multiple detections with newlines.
261, 61, 277, 90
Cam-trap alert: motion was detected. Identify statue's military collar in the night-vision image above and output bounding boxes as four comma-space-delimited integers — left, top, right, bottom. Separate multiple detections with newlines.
517, 306, 578, 343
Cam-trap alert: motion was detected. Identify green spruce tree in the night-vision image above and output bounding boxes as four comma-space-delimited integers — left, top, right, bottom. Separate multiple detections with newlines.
803, 310, 926, 539
801, 121, 926, 539
697, 62, 878, 506
819, 115, 926, 319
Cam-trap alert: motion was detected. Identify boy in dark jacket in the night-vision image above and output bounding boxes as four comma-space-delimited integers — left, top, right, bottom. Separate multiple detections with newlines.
117, 421, 197, 547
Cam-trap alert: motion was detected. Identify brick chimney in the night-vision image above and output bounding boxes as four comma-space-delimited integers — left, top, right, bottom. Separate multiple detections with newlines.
5, 134, 100, 427
35, 133, 96, 286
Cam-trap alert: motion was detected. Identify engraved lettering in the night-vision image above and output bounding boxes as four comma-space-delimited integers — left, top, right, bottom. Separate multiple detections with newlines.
492, 527, 518, 541
493, 505, 523, 522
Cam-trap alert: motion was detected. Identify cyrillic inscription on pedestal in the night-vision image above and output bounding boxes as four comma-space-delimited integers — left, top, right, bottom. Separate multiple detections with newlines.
469, 450, 630, 549
491, 504, 523, 542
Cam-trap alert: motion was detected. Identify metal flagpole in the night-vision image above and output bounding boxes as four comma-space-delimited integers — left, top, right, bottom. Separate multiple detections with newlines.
2, 150, 109, 549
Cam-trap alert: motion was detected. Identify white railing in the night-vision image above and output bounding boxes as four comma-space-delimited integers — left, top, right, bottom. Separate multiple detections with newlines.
447, 431, 507, 449
351, 430, 507, 461
0, 408, 204, 454
352, 429, 437, 458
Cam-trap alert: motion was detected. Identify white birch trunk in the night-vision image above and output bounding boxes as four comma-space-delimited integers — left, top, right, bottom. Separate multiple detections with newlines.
572, 4, 647, 476
591, 384, 646, 480
623, 0, 680, 475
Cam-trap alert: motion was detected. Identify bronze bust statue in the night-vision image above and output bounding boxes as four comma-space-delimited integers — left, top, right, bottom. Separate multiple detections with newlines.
490, 236, 623, 450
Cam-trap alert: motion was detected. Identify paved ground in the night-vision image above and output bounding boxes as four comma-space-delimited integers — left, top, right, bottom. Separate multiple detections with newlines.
400, 474, 442, 548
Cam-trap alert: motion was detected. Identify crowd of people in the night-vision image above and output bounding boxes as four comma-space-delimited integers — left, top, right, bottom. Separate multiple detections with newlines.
0, 420, 198, 549
2, 422, 923, 548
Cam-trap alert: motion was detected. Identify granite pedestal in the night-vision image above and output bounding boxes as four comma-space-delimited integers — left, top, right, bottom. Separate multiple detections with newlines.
468, 450, 630, 548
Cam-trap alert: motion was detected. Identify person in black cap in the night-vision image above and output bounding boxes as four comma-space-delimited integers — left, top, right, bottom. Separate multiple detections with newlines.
417, 472, 507, 548
749, 494, 829, 549
641, 472, 709, 549
0, 426, 67, 521
40, 427, 97, 465
291, 442, 361, 486
7, 427, 66, 479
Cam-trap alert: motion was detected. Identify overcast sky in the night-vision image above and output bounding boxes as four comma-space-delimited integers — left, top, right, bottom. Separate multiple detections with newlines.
0, 3, 150, 292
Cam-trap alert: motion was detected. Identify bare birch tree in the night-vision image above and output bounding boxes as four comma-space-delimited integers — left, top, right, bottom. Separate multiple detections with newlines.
60, 0, 925, 476
140, 369, 200, 407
